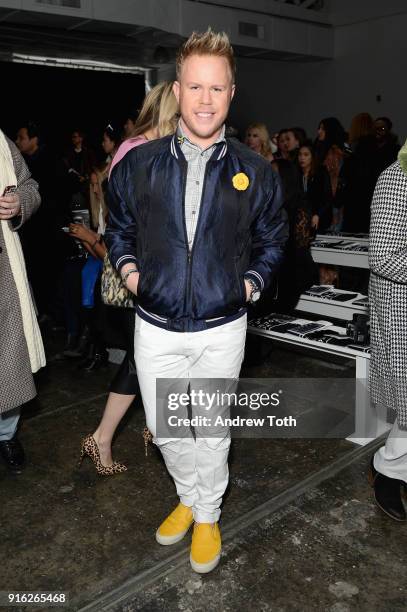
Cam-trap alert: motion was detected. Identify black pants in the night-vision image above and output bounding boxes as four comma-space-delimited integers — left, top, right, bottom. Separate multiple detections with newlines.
109, 309, 139, 396
63, 257, 86, 336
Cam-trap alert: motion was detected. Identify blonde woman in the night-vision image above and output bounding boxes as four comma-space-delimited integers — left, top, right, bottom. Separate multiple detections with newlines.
78, 81, 179, 475
244, 122, 274, 161
109, 81, 179, 174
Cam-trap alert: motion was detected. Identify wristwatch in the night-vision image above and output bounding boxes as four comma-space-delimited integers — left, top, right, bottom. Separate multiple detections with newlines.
122, 267, 138, 285
246, 278, 261, 304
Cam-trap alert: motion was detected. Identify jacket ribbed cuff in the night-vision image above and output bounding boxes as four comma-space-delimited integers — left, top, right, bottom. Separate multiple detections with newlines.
244, 270, 264, 291
115, 254, 138, 272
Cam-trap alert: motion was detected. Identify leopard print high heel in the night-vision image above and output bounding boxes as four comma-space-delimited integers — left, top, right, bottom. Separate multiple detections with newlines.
143, 427, 153, 457
78, 434, 127, 476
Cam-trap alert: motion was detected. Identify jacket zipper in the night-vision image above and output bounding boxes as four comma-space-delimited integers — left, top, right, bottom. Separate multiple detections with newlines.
180, 162, 190, 313
183, 160, 211, 319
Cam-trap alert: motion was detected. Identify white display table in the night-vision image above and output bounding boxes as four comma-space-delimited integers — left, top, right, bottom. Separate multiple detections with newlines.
311, 234, 369, 269
248, 316, 390, 446
296, 286, 369, 321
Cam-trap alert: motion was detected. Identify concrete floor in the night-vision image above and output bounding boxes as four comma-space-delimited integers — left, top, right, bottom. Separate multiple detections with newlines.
1, 330, 405, 612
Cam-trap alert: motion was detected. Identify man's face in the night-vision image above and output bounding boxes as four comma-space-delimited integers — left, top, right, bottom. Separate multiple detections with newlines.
173, 54, 235, 149
15, 128, 38, 155
72, 132, 83, 147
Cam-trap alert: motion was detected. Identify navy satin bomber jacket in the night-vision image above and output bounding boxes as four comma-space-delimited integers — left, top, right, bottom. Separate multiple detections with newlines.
105, 133, 288, 332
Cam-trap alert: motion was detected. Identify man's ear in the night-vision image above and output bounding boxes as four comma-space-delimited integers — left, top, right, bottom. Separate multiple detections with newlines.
173, 81, 180, 104
230, 84, 236, 101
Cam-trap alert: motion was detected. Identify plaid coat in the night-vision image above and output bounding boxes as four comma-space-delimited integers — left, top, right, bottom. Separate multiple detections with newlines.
0, 136, 41, 413
369, 161, 407, 428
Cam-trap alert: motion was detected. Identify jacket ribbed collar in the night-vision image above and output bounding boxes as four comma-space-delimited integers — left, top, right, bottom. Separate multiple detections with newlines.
170, 121, 227, 162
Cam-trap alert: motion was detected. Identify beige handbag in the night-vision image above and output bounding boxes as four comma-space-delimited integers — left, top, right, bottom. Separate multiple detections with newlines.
101, 253, 135, 308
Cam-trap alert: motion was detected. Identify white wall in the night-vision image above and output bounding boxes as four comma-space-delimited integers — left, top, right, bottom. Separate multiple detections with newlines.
229, 56, 333, 139
231, 9, 407, 143
333, 11, 407, 142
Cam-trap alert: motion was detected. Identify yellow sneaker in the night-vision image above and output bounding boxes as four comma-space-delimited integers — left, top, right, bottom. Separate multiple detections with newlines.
155, 503, 194, 545
190, 522, 221, 573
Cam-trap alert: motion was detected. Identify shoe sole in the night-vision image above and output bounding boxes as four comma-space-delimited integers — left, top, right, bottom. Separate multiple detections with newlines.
372, 493, 406, 522
155, 525, 192, 546
368, 468, 406, 522
190, 552, 221, 574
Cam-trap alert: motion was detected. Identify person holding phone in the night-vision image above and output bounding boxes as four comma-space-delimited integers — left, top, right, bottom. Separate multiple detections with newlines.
0, 185, 18, 213
0, 128, 44, 473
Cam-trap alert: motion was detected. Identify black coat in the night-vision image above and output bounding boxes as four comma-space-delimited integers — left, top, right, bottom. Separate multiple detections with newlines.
106, 134, 288, 331
301, 167, 333, 232
374, 139, 400, 177
342, 136, 377, 233
266, 159, 318, 313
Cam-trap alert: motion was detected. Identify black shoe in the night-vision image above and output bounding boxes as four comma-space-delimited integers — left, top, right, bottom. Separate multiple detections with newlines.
53, 333, 79, 361
77, 343, 96, 369
67, 326, 91, 358
369, 456, 406, 521
64, 330, 90, 358
0, 435, 26, 473
83, 350, 109, 372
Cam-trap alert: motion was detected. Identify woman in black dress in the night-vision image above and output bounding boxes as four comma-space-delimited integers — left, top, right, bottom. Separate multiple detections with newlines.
271, 145, 319, 313
75, 82, 179, 474
298, 142, 333, 233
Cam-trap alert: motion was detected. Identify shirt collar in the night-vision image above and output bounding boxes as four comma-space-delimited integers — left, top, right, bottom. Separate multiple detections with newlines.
176, 119, 226, 152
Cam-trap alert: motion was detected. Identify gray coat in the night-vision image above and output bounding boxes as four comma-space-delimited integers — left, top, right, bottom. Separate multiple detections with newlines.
369, 161, 407, 428
0, 136, 41, 413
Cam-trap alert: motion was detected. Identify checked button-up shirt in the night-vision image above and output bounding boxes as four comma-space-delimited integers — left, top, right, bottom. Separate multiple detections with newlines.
177, 122, 226, 250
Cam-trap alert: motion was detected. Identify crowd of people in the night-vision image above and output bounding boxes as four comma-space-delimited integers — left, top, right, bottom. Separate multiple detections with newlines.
10, 110, 401, 343
243, 115, 400, 309
4, 79, 402, 472
1, 28, 406, 577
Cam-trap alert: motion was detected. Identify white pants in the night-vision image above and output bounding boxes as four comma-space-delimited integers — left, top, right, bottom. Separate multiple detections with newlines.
374, 418, 407, 483
0, 408, 20, 441
135, 314, 247, 523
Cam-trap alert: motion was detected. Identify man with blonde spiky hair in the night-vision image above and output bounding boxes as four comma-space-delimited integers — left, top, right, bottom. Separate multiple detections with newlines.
106, 28, 288, 573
